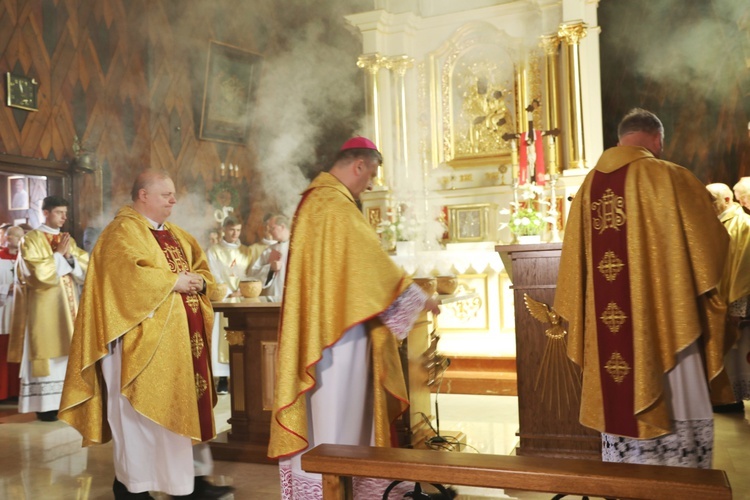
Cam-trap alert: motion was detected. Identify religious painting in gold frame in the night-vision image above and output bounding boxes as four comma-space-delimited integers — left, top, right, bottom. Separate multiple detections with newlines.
199, 41, 263, 144
425, 23, 543, 169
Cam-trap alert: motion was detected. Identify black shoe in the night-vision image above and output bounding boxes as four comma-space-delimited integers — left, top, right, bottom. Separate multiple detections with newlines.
113, 478, 154, 499
36, 410, 58, 422
172, 476, 234, 499
713, 401, 745, 413
216, 377, 228, 395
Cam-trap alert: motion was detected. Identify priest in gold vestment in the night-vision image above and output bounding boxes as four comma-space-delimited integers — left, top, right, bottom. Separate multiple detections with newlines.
556, 109, 734, 468
707, 183, 750, 411
268, 138, 440, 500
206, 214, 253, 393
59, 171, 233, 499
9, 196, 88, 421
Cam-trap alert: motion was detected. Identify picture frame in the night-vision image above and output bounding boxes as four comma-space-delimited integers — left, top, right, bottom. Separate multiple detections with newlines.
8, 176, 29, 211
199, 40, 262, 144
447, 203, 497, 242
6, 73, 38, 111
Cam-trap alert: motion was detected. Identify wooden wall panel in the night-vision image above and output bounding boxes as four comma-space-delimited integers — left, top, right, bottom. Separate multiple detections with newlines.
0, 0, 364, 242
0, 0, 265, 242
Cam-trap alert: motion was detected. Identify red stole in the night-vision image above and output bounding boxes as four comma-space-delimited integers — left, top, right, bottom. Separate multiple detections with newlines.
150, 229, 214, 441
590, 167, 637, 437
0, 248, 16, 260
0, 247, 19, 399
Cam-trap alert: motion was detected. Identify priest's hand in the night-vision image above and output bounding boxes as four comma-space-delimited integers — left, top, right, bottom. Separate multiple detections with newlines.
174, 271, 204, 294
269, 249, 282, 271
423, 297, 441, 315
56, 233, 72, 258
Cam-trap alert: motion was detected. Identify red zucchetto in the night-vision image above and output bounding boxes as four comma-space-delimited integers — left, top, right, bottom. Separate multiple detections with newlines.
339, 136, 378, 151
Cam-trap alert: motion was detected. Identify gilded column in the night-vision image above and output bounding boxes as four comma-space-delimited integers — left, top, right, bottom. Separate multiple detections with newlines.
558, 21, 588, 170
540, 33, 562, 176
357, 53, 387, 187
385, 55, 414, 183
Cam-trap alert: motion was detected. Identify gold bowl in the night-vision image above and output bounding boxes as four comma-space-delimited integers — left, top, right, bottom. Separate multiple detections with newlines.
209, 283, 229, 301
239, 279, 263, 298
412, 277, 437, 297
436, 275, 458, 295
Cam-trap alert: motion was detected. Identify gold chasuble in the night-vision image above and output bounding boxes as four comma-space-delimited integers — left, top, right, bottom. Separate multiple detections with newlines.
59, 206, 217, 446
717, 202, 750, 306
8, 229, 89, 377
268, 172, 411, 459
555, 146, 734, 439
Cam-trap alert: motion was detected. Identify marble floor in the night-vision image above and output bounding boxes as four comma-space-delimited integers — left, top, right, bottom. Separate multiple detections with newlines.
0, 394, 748, 499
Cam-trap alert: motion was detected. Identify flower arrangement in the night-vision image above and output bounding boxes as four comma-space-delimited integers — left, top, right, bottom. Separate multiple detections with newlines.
376, 203, 419, 248
499, 183, 555, 238
507, 206, 546, 236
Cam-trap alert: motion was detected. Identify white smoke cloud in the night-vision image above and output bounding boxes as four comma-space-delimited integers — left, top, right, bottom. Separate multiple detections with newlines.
249, 2, 371, 216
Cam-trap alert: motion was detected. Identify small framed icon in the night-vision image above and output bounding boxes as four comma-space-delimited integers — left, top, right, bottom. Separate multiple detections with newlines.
8, 176, 29, 211
6, 73, 39, 111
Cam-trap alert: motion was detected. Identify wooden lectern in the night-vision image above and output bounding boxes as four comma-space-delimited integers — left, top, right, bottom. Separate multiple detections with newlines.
209, 299, 280, 464
496, 243, 599, 460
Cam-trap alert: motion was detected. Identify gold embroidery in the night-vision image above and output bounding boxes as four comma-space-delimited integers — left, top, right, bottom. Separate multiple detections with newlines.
598, 250, 624, 282
185, 294, 200, 313
162, 243, 189, 273
604, 351, 630, 383
601, 302, 627, 333
195, 373, 208, 400
591, 188, 626, 233
191, 331, 204, 358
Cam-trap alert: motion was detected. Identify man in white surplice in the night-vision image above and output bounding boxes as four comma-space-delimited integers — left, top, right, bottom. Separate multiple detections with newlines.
249, 214, 290, 302
10, 196, 88, 422
206, 215, 253, 394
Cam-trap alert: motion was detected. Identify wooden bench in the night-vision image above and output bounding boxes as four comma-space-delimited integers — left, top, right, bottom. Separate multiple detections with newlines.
301, 444, 732, 500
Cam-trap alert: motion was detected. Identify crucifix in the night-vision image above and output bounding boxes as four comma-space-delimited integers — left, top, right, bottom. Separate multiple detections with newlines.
502, 99, 560, 186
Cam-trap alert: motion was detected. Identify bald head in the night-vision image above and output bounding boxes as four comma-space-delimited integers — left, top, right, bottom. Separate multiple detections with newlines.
131, 169, 177, 224
733, 177, 750, 210
617, 108, 665, 158
131, 169, 171, 201
706, 183, 733, 215
5, 226, 23, 250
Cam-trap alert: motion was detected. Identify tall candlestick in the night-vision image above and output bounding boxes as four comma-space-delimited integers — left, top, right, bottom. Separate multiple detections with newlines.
221, 163, 226, 178
511, 140, 519, 183
547, 137, 558, 177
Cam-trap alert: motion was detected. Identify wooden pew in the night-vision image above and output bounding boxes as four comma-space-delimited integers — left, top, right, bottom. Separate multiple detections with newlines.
301, 444, 732, 500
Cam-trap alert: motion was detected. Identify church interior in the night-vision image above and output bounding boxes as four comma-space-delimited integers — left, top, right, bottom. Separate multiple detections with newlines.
0, 0, 749, 499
